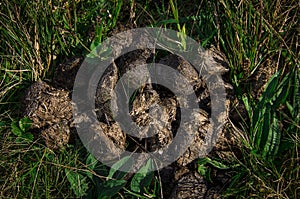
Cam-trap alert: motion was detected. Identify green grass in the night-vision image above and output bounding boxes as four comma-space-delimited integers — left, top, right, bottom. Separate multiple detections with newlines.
1, 0, 299, 198
215, 1, 299, 198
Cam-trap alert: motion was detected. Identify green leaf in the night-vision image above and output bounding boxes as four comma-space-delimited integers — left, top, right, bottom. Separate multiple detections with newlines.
111, 0, 123, 27
201, 29, 217, 47
19, 117, 32, 132
208, 159, 229, 169
197, 157, 210, 165
65, 169, 89, 197
272, 73, 291, 108
98, 179, 127, 198
86, 153, 98, 179
259, 72, 280, 105
286, 101, 294, 116
242, 94, 252, 119
205, 167, 212, 183
21, 133, 34, 142
197, 164, 206, 176
198, 157, 228, 170
197, 157, 227, 183
86, 153, 98, 170
252, 104, 264, 135
264, 115, 281, 159
90, 37, 100, 52
108, 156, 133, 180
131, 159, 154, 193
259, 104, 271, 151
169, 0, 179, 23
157, 19, 178, 25
15, 137, 24, 143
11, 121, 22, 137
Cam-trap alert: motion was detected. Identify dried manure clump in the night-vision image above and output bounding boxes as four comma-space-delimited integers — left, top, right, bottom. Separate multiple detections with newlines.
23, 80, 72, 149
22, 46, 245, 198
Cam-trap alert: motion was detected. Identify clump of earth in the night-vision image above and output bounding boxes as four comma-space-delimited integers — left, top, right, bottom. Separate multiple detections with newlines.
23, 80, 72, 149
22, 40, 273, 198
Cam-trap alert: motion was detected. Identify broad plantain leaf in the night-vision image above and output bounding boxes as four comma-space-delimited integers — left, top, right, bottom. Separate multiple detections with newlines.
131, 159, 154, 193
97, 179, 127, 198
108, 156, 133, 180
263, 115, 281, 158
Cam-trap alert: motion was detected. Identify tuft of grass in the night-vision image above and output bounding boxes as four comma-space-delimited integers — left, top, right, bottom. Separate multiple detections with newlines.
0, 135, 89, 198
0, 0, 124, 198
224, 69, 299, 198
212, 0, 299, 198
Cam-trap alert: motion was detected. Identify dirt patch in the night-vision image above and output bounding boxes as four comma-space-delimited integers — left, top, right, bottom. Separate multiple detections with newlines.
250, 61, 277, 99
241, 57, 277, 100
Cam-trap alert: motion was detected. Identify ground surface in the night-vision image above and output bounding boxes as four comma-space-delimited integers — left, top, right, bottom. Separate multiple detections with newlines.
1, 0, 298, 198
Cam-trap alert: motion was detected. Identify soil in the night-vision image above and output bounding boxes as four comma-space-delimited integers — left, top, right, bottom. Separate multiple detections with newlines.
22, 40, 277, 198
249, 61, 277, 99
